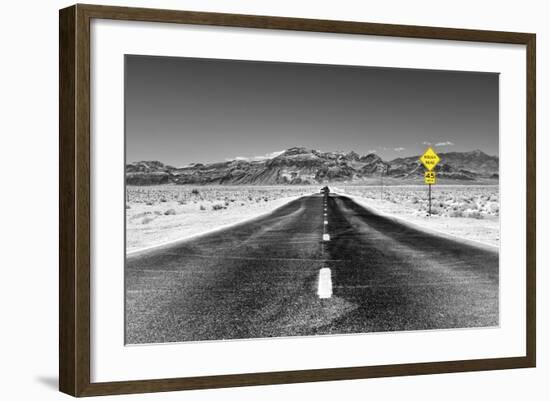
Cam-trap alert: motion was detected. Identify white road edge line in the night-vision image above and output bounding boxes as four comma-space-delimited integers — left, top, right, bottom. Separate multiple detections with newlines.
317, 268, 333, 299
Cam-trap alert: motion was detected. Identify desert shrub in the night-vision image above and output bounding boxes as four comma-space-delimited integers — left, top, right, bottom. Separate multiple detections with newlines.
146, 201, 154, 206
212, 203, 225, 211
125, 204, 130, 209
131, 211, 151, 219
141, 216, 154, 224
449, 210, 463, 218
464, 210, 484, 219
199, 204, 206, 211
429, 207, 441, 215
164, 209, 176, 215
191, 189, 200, 195
160, 197, 167, 203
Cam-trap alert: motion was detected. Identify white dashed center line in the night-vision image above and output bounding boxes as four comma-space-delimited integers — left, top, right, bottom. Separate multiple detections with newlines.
319, 196, 332, 297
322, 197, 329, 240
317, 268, 333, 299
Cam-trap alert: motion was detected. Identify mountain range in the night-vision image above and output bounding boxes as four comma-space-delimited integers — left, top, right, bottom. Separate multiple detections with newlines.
126, 147, 499, 185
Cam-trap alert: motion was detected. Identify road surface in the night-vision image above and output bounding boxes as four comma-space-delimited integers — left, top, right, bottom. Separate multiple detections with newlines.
126, 193, 499, 344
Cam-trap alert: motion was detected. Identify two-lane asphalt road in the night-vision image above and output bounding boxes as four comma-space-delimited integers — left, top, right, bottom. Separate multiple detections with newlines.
125, 193, 498, 344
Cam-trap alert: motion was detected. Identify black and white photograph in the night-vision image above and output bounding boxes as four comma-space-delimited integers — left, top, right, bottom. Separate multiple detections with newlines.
124, 55, 499, 345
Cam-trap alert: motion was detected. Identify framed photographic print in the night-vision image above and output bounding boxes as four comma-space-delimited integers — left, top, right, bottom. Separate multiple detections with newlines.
59, 4, 536, 397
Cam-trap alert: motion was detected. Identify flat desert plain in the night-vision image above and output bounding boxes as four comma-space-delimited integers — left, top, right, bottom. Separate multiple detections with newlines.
126, 185, 499, 252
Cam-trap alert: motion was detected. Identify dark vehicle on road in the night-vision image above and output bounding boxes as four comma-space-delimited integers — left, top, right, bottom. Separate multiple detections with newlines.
320, 186, 330, 194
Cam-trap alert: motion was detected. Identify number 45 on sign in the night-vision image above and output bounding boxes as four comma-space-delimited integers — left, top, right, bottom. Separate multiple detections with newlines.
424, 171, 436, 184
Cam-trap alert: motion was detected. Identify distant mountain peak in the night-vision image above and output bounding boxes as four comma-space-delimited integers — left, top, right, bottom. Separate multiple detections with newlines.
126, 147, 499, 185
279, 146, 314, 156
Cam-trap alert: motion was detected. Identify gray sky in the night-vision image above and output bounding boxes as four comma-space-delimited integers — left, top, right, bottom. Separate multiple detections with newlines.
125, 55, 498, 166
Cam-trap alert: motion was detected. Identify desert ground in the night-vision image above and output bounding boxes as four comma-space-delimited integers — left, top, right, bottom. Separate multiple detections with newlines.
126, 184, 499, 252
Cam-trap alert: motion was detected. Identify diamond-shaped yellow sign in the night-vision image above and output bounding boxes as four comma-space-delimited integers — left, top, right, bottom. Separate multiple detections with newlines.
419, 147, 441, 171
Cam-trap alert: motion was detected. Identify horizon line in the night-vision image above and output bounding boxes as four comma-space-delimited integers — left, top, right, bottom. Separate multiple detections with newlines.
126, 147, 498, 167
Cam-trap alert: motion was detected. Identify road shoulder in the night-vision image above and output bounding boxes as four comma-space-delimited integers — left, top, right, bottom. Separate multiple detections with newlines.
127, 194, 307, 256
335, 191, 499, 253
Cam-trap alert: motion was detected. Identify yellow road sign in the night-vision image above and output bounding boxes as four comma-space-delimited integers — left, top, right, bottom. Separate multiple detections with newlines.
424, 171, 436, 185
419, 147, 441, 171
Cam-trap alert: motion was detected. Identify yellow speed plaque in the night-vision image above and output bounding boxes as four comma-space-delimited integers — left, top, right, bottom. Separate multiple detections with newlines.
424, 171, 436, 184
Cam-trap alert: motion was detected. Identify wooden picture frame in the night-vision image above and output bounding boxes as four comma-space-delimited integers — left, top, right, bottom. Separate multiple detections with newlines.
59, 3, 536, 397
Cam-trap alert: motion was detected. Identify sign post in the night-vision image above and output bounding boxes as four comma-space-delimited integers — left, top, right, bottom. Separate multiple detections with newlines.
419, 148, 440, 217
